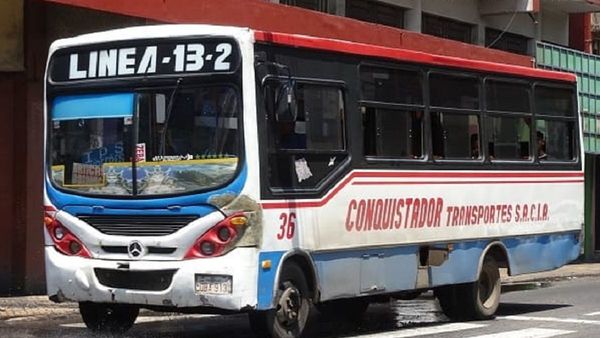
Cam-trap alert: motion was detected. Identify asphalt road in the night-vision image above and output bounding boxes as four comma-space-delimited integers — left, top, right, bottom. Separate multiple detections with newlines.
2, 277, 600, 338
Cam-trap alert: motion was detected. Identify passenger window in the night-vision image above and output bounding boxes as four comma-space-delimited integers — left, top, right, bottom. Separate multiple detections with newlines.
430, 74, 479, 109
431, 112, 480, 159
535, 86, 575, 117
535, 120, 575, 161
265, 80, 347, 190
534, 85, 577, 162
360, 66, 422, 104
486, 81, 529, 113
363, 108, 424, 158
486, 116, 531, 160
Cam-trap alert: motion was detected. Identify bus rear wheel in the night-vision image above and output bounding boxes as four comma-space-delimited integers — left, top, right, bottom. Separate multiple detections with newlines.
249, 262, 311, 338
79, 302, 139, 333
435, 257, 501, 320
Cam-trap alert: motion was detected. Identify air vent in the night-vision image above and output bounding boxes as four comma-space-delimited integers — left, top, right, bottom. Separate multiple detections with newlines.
94, 268, 177, 291
78, 215, 198, 236
101, 246, 177, 254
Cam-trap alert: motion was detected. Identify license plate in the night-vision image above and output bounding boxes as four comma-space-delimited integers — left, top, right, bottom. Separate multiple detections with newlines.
195, 274, 232, 295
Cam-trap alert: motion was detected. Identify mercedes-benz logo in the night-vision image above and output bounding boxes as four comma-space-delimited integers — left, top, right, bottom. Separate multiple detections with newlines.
128, 241, 145, 259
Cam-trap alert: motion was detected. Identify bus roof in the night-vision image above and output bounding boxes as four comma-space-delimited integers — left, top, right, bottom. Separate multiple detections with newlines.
47, 24, 575, 84
254, 30, 576, 83
48, 24, 252, 54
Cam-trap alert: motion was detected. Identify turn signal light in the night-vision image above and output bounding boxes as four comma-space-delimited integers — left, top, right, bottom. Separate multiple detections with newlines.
45, 217, 91, 258
184, 213, 248, 259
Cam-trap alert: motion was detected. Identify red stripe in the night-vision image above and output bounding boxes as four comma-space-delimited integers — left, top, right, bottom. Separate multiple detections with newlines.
44, 205, 57, 212
351, 180, 584, 185
254, 31, 576, 83
350, 172, 583, 178
260, 171, 583, 209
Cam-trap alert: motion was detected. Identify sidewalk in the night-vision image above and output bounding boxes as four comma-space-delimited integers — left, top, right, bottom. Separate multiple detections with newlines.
2, 263, 600, 321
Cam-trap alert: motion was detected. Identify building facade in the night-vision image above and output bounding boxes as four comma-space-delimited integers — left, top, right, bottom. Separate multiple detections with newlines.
1, 0, 599, 294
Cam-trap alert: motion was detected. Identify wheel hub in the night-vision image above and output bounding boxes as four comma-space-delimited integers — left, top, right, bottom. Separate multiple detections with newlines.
276, 286, 301, 326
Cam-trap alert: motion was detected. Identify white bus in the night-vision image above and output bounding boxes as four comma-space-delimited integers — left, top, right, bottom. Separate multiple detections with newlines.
43, 25, 583, 337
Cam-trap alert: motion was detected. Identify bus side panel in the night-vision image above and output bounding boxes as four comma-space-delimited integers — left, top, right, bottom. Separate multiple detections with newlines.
256, 251, 285, 310
313, 246, 418, 301
429, 241, 484, 286
503, 232, 580, 275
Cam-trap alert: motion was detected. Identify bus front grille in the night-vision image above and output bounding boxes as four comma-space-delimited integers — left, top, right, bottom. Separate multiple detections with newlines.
94, 268, 177, 291
78, 215, 198, 236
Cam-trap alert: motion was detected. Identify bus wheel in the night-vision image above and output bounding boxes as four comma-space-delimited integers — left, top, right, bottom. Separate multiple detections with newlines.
79, 302, 139, 333
316, 299, 369, 320
434, 285, 462, 320
249, 262, 311, 338
435, 257, 501, 321
465, 257, 501, 319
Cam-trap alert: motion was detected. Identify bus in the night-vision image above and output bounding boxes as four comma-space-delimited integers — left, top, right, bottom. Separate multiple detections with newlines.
43, 24, 583, 337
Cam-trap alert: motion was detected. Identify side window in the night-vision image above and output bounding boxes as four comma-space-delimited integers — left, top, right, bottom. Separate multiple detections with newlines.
360, 65, 424, 159
484, 80, 531, 160
431, 113, 480, 159
265, 80, 347, 190
534, 85, 577, 161
361, 65, 422, 104
429, 73, 480, 160
363, 109, 423, 158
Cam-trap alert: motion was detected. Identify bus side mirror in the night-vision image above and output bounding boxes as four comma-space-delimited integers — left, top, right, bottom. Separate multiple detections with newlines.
274, 82, 298, 122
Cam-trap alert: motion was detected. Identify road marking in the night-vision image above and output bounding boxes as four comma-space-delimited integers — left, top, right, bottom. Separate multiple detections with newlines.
346, 323, 486, 338
584, 311, 600, 316
466, 328, 574, 338
60, 314, 216, 328
499, 315, 600, 325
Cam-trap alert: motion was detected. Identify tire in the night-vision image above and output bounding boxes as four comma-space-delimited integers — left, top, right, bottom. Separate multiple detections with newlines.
434, 285, 463, 320
248, 262, 311, 338
435, 257, 501, 321
463, 257, 501, 320
316, 298, 369, 320
79, 302, 139, 333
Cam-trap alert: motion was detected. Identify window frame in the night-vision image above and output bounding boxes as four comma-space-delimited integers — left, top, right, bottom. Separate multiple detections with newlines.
532, 81, 580, 164
483, 76, 535, 164
359, 62, 427, 163
261, 75, 351, 194
428, 70, 483, 164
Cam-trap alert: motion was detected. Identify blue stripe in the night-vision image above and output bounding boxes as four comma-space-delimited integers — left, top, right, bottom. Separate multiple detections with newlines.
503, 232, 580, 275
52, 93, 134, 121
46, 164, 247, 214
257, 251, 285, 310
308, 233, 580, 301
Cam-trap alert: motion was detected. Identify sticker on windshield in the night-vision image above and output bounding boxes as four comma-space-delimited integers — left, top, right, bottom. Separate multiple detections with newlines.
136, 143, 146, 163
295, 158, 313, 183
70, 162, 104, 186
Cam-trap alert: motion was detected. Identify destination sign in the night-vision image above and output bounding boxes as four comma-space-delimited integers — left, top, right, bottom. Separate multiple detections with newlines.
50, 38, 240, 82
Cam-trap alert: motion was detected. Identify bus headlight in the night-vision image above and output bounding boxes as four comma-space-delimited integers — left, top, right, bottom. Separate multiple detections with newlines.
184, 213, 248, 259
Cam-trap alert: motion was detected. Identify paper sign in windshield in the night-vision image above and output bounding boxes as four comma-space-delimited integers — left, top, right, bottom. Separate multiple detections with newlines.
72, 163, 104, 185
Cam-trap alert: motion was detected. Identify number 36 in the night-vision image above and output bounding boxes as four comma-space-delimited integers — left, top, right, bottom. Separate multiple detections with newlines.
277, 212, 296, 240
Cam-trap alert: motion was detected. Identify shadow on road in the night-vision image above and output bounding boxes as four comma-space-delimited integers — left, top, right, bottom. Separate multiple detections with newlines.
496, 302, 571, 316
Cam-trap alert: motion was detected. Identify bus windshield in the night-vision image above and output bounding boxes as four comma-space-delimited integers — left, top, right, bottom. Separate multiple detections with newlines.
49, 85, 240, 196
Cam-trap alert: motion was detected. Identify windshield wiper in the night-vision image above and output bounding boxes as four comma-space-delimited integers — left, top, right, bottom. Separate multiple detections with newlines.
159, 77, 183, 156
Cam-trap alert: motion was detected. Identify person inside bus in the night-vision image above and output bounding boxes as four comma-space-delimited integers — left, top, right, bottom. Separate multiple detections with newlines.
537, 131, 548, 160
518, 117, 531, 158
278, 120, 306, 149
470, 133, 480, 159
410, 111, 423, 158
431, 113, 445, 159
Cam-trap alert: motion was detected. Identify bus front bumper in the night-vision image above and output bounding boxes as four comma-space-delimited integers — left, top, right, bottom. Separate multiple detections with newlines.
45, 246, 259, 311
